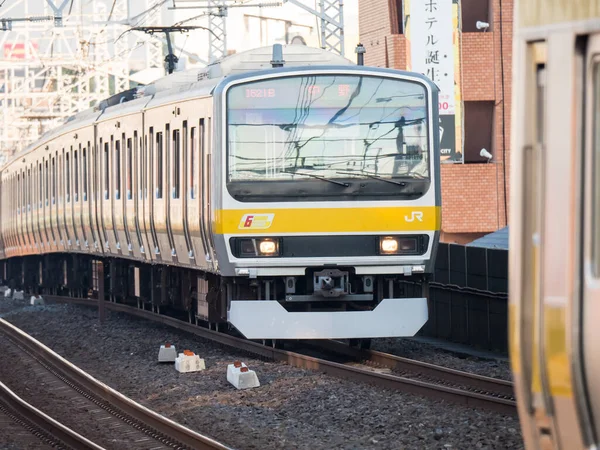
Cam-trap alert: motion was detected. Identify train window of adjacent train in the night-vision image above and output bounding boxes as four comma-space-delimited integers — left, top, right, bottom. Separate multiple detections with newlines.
104, 141, 109, 199
74, 147, 79, 202
65, 152, 70, 202
27, 168, 31, 208
115, 139, 121, 200
593, 61, 600, 276
156, 132, 163, 199
190, 126, 196, 199
83, 145, 88, 201
127, 137, 132, 200
173, 129, 180, 199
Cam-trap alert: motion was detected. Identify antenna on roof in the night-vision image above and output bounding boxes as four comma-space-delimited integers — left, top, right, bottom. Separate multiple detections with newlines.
270, 44, 285, 68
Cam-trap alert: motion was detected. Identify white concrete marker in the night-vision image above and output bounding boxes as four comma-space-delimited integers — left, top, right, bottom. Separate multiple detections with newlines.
227, 361, 260, 390
13, 291, 24, 300
174, 350, 206, 373
158, 343, 177, 362
30, 295, 44, 306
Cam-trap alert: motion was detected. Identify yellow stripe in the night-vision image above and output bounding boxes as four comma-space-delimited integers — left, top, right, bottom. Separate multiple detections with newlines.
545, 305, 572, 397
215, 206, 441, 234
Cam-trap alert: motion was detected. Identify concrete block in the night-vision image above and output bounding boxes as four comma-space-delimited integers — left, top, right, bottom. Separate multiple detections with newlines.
3, 288, 11, 298
13, 291, 24, 300
158, 343, 177, 362
174, 350, 206, 373
227, 361, 260, 390
30, 296, 44, 306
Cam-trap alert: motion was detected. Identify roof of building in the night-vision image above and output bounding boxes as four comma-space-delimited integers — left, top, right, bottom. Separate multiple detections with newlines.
467, 227, 509, 250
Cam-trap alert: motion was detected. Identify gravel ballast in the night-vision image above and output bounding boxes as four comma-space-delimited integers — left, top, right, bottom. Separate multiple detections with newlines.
371, 339, 513, 381
0, 296, 523, 450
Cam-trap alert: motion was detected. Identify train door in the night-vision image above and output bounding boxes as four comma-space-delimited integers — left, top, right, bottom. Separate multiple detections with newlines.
91, 129, 104, 255
61, 148, 72, 251
95, 122, 118, 255
112, 132, 127, 254
143, 125, 160, 261
80, 140, 93, 251
26, 166, 33, 254
72, 143, 84, 251
580, 33, 600, 449
166, 105, 194, 266
144, 107, 172, 262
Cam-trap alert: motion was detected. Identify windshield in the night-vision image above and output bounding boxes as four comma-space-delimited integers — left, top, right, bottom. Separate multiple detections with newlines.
226, 74, 430, 185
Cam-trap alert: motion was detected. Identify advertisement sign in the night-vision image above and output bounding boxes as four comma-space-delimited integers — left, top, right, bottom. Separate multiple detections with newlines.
3, 42, 38, 60
408, 0, 462, 162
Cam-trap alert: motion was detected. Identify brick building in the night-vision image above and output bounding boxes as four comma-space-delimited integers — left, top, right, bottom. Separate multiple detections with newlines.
359, 0, 512, 244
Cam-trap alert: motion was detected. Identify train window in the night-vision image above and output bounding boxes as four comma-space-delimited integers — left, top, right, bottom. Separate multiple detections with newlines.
127, 137, 132, 200
45, 160, 49, 205
27, 168, 31, 208
190, 126, 196, 199
104, 141, 109, 200
142, 134, 147, 200
74, 147, 79, 202
156, 132, 163, 199
65, 152, 70, 202
593, 61, 600, 276
173, 129, 180, 199
83, 144, 88, 201
39, 163, 42, 207
115, 138, 121, 200
52, 156, 56, 204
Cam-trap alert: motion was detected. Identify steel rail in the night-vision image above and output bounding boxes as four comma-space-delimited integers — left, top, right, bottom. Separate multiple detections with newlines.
0, 316, 233, 450
0, 380, 105, 450
40, 295, 517, 415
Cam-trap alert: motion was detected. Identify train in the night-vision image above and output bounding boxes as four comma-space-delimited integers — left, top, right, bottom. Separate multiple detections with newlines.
509, 0, 600, 448
0, 44, 441, 343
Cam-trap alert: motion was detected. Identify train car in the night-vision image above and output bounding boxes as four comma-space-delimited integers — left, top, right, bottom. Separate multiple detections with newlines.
0, 44, 441, 342
510, 1, 600, 448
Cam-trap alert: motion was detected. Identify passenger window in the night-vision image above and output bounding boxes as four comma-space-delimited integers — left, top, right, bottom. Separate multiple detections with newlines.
104, 141, 109, 199
45, 160, 49, 205
156, 132, 163, 199
74, 147, 79, 201
115, 139, 121, 200
83, 144, 88, 201
39, 163, 42, 207
52, 156, 57, 204
593, 62, 600, 276
65, 152, 70, 202
190, 126, 196, 199
173, 129, 180, 199
127, 137, 132, 200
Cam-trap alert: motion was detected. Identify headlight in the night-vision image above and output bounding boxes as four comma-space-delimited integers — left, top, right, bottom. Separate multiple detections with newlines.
232, 237, 280, 257
379, 236, 419, 255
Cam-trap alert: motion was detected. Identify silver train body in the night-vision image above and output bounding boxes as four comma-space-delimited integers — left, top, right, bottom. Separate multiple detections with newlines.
0, 45, 441, 340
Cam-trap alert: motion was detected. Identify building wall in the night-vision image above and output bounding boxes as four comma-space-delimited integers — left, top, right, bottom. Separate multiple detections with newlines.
359, 0, 512, 242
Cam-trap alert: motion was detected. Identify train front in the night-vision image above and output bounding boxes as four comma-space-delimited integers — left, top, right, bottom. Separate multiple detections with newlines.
213, 66, 441, 340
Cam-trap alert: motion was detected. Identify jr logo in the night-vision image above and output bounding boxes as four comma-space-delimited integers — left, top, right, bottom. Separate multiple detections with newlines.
238, 213, 275, 230
405, 211, 424, 223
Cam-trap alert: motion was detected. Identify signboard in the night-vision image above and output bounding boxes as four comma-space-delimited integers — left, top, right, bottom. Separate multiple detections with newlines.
3, 42, 38, 60
408, 0, 461, 162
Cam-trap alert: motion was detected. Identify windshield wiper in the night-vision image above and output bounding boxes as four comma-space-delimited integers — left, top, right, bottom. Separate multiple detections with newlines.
285, 170, 350, 187
335, 170, 407, 186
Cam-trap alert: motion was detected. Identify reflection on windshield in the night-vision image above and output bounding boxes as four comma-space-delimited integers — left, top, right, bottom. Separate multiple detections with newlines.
227, 74, 429, 182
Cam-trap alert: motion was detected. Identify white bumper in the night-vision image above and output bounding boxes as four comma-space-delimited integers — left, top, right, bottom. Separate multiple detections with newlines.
228, 298, 428, 339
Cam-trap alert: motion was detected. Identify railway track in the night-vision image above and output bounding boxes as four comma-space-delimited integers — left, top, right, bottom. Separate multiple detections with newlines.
0, 317, 232, 450
0, 379, 103, 450
36, 295, 517, 416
